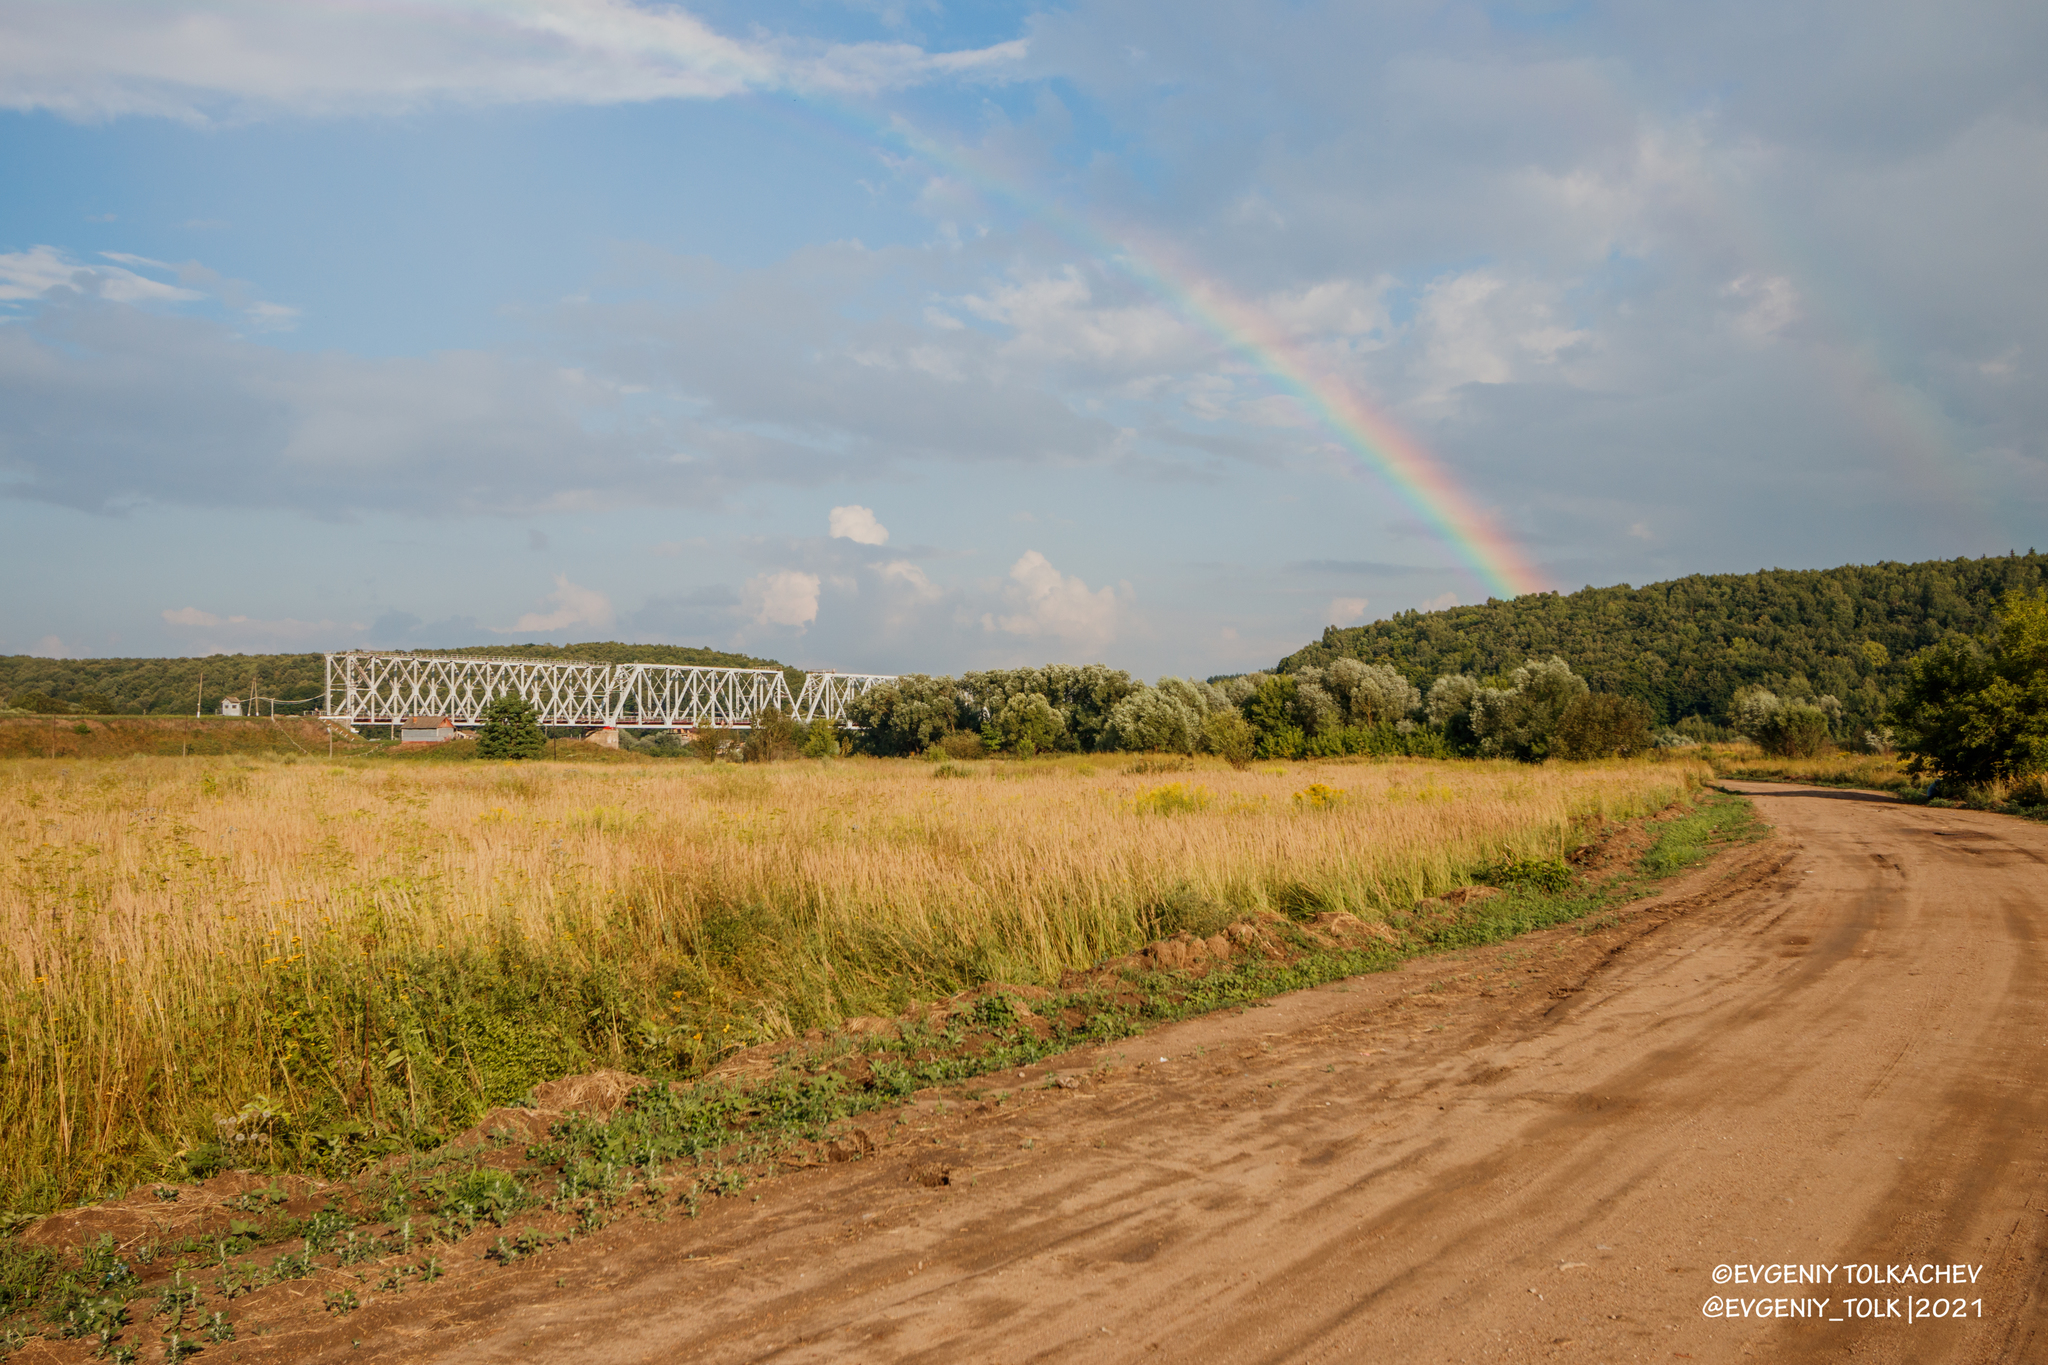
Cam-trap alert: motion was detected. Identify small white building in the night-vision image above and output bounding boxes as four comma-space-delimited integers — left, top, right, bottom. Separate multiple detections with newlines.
218, 698, 243, 717
401, 716, 456, 743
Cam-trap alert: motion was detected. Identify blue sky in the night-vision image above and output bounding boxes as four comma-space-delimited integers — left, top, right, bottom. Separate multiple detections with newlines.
2, 0, 2043, 676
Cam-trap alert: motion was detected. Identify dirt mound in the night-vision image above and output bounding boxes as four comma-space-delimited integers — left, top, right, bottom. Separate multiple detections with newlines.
18, 1170, 331, 1254
449, 1070, 653, 1148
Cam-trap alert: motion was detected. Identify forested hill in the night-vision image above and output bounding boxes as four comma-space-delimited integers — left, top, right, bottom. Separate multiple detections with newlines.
1277, 552, 2046, 737
0, 642, 788, 716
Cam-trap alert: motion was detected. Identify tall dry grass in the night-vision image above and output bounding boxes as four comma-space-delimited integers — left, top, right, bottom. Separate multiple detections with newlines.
1, 751, 1705, 1211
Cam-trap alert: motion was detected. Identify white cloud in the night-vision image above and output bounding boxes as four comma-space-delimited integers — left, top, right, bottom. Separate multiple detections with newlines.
742, 570, 821, 629
0, 0, 1025, 122
31, 634, 73, 658
1418, 591, 1459, 612
495, 574, 615, 634
876, 559, 939, 597
1410, 270, 1591, 400
828, 504, 890, 545
0, 245, 203, 305
1328, 596, 1369, 625
982, 550, 1121, 648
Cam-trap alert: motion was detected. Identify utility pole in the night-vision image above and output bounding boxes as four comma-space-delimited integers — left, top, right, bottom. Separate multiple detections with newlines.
195, 670, 205, 718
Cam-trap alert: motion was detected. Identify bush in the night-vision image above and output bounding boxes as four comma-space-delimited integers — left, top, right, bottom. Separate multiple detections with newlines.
1755, 703, 1832, 758
742, 707, 803, 763
1554, 693, 1655, 759
476, 693, 545, 760
1200, 711, 1255, 767
935, 731, 984, 760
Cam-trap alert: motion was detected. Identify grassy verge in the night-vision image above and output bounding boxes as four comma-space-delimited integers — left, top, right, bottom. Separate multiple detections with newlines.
0, 753, 1707, 1218
1696, 745, 1915, 794
0, 787, 1766, 1357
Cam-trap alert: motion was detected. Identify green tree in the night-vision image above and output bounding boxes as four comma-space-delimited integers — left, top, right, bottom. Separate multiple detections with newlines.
1893, 589, 2048, 783
1244, 676, 1305, 759
1097, 686, 1198, 754
1469, 657, 1588, 762
987, 692, 1066, 756
476, 692, 545, 759
844, 675, 962, 756
1553, 693, 1655, 759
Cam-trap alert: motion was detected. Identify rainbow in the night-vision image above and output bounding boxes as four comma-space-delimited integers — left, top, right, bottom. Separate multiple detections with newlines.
872, 115, 1546, 601
721, 89, 1545, 601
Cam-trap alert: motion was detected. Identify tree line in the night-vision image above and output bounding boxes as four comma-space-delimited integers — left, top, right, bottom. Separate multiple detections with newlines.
1278, 551, 2046, 742
0, 642, 788, 717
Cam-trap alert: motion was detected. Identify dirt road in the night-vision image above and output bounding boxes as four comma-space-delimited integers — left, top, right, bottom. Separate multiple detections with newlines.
245, 784, 2048, 1364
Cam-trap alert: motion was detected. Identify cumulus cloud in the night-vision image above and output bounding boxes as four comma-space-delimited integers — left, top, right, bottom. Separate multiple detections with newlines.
1328, 596, 1369, 625
495, 575, 615, 634
0, 0, 1024, 122
828, 504, 889, 545
982, 550, 1122, 648
876, 560, 938, 597
742, 570, 821, 629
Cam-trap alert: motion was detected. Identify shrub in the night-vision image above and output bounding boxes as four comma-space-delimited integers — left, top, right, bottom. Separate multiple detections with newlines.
1756, 703, 1832, 758
476, 692, 545, 760
1553, 693, 1655, 759
1200, 711, 1256, 768
742, 707, 803, 763
1130, 782, 1212, 815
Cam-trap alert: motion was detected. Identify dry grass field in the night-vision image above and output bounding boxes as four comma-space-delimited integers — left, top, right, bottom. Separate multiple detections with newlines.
1695, 743, 1916, 792
0, 751, 1707, 1214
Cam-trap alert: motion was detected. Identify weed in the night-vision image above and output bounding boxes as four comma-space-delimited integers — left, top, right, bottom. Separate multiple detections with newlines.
323, 1289, 359, 1315
1130, 781, 1212, 815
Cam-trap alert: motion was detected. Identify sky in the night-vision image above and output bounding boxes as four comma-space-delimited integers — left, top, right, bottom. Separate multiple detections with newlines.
1, 0, 2043, 678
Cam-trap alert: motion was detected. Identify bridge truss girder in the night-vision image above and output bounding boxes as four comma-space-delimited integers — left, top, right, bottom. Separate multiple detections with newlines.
322, 652, 896, 730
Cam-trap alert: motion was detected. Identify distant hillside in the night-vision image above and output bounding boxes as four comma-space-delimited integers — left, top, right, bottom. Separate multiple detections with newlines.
1278, 551, 2047, 738
0, 642, 790, 716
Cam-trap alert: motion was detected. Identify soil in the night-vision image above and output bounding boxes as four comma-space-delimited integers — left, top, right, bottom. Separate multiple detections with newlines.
20, 781, 2048, 1363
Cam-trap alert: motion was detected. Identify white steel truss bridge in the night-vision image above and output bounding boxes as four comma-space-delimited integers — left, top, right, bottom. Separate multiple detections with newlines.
322, 652, 897, 730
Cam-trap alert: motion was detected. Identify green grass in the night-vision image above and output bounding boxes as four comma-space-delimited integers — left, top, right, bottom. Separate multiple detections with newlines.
1637, 788, 1771, 880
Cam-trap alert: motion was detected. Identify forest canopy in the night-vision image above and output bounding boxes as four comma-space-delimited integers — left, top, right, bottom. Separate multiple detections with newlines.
1275, 552, 2045, 740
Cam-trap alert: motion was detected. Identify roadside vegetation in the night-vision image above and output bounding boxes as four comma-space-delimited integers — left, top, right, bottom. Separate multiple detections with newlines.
0, 776, 1760, 1359
1, 751, 1708, 1221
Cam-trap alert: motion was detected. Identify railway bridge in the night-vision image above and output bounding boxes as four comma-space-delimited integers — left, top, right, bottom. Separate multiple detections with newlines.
321, 651, 895, 732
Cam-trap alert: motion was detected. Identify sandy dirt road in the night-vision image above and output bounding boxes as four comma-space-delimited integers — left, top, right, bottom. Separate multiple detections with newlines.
223, 784, 2048, 1365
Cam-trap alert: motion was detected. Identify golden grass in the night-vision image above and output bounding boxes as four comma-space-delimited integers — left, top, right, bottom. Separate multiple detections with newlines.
1697, 744, 1914, 792
1, 751, 1706, 1209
